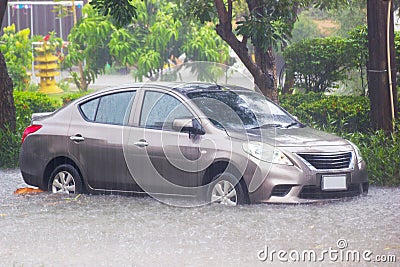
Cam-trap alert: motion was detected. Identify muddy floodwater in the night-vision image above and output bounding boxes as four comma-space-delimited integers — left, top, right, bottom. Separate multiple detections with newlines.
0, 169, 399, 266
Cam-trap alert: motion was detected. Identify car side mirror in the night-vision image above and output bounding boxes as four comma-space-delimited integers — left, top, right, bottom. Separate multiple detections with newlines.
173, 118, 205, 137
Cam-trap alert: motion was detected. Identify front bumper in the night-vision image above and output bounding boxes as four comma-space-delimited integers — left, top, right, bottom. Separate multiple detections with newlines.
245, 155, 369, 204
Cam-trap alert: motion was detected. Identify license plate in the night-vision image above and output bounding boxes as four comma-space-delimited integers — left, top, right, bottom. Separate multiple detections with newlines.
321, 175, 347, 191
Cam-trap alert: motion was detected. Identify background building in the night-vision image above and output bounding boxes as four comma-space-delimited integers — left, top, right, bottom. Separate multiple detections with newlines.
1, 1, 85, 40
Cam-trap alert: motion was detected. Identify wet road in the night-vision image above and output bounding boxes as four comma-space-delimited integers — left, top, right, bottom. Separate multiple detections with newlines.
0, 169, 399, 266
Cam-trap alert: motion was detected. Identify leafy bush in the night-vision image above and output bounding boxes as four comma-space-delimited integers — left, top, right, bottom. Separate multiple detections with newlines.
0, 92, 61, 167
283, 37, 354, 92
280, 93, 400, 186
61, 92, 90, 105
13, 91, 60, 129
280, 93, 370, 132
284, 25, 400, 94
14, 98, 33, 131
14, 91, 60, 113
279, 92, 324, 114
346, 129, 400, 186
0, 126, 21, 168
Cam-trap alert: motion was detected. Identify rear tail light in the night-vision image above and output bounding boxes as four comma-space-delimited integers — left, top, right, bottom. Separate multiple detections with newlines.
22, 125, 42, 143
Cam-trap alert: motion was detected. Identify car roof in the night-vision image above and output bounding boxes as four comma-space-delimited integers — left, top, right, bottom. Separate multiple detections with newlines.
172, 82, 253, 95
74, 82, 255, 105
96, 82, 252, 95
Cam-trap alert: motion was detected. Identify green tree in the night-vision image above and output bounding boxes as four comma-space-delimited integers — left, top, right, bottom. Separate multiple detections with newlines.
92, 0, 349, 102
126, 0, 182, 80
66, 1, 230, 86
328, 0, 366, 36
179, 0, 354, 102
347, 25, 368, 93
179, 0, 300, 102
182, 24, 229, 62
91, 0, 137, 28
64, 4, 115, 91
0, 25, 32, 91
120, 0, 229, 81
291, 12, 324, 44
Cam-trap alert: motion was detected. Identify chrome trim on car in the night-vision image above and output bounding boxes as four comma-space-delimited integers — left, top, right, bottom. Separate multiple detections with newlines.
296, 151, 354, 171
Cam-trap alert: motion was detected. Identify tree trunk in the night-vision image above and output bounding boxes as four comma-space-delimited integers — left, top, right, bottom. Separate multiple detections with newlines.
367, 0, 398, 132
282, 72, 295, 95
0, 1, 7, 27
253, 46, 278, 101
0, 52, 16, 132
214, 0, 278, 102
0, 0, 16, 132
78, 62, 89, 91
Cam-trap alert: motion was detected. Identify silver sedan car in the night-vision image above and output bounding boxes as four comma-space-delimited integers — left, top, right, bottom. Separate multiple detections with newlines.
19, 82, 368, 205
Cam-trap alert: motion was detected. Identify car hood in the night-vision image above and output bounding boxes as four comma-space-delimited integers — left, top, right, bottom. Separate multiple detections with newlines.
226, 126, 349, 148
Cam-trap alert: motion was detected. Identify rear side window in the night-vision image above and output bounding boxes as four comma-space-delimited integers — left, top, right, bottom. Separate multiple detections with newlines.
80, 98, 99, 121
96, 91, 135, 125
79, 91, 136, 125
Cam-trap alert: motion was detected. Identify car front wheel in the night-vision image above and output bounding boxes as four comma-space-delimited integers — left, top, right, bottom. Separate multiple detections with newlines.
48, 164, 83, 194
208, 173, 247, 206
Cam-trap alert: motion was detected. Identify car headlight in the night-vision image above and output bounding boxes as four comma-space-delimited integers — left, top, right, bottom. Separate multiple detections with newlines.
347, 140, 363, 164
242, 142, 293, 165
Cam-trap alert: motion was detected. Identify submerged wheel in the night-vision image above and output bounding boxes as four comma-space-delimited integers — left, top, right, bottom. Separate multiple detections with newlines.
208, 173, 247, 206
48, 164, 83, 194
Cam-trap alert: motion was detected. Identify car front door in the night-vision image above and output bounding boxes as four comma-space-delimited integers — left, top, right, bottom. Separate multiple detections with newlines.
124, 89, 202, 196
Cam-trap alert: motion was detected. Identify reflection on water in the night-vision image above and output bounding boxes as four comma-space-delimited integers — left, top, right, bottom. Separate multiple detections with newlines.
0, 169, 399, 266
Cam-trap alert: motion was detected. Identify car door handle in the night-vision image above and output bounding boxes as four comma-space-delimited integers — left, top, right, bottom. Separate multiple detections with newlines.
70, 135, 85, 143
134, 140, 149, 148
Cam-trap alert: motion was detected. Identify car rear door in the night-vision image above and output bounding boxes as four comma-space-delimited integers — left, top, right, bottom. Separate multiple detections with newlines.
68, 90, 142, 192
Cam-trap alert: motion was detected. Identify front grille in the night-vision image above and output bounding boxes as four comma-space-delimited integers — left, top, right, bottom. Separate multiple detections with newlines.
299, 184, 361, 199
271, 185, 293, 197
297, 152, 352, 170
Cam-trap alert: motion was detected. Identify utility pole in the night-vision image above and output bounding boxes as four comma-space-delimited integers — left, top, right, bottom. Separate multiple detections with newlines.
367, 0, 398, 132
72, 0, 77, 25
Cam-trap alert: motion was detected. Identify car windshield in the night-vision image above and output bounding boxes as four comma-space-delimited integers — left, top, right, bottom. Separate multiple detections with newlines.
187, 89, 300, 130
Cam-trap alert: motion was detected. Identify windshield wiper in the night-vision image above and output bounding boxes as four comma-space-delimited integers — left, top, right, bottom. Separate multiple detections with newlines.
251, 123, 284, 129
284, 122, 299, 129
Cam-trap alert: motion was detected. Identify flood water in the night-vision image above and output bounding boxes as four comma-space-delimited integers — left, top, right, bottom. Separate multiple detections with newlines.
0, 169, 399, 266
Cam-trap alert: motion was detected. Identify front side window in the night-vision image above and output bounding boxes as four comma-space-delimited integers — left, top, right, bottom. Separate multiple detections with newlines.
140, 91, 192, 130
79, 91, 136, 125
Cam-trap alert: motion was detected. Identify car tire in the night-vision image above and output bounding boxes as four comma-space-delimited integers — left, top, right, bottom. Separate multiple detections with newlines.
48, 164, 83, 194
208, 173, 247, 206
